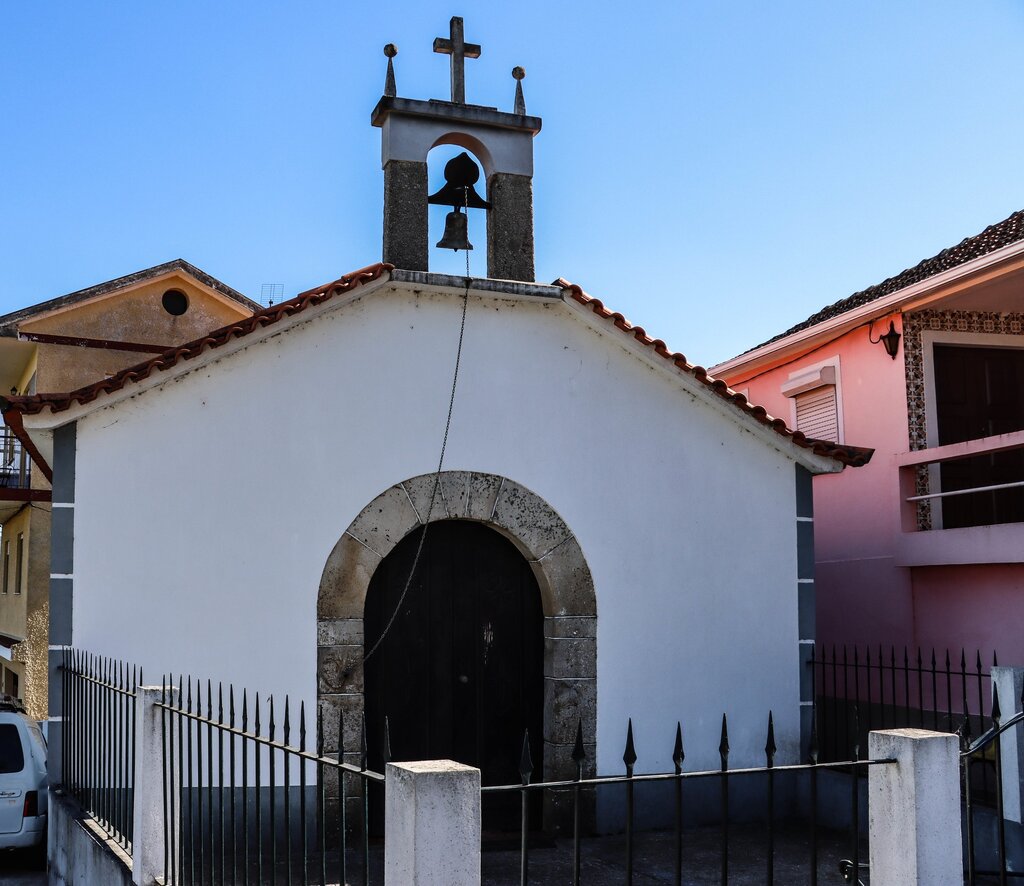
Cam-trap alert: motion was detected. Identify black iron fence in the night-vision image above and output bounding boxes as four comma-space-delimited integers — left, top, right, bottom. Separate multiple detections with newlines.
155, 675, 384, 886
962, 685, 1024, 885
60, 649, 138, 851
812, 644, 995, 764
65, 646, 1022, 884
484, 714, 892, 886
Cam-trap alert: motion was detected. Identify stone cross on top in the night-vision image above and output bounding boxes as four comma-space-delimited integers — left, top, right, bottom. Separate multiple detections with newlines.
433, 16, 480, 105
373, 15, 542, 280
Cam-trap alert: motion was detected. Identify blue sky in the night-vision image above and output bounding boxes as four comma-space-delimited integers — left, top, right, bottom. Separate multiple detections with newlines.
2, 2, 1023, 366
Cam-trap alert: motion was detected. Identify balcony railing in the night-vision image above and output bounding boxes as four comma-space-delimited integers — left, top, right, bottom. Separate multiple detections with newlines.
0, 426, 30, 490
896, 429, 1024, 566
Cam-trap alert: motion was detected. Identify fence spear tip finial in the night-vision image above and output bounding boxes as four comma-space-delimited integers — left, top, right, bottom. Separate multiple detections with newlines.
672, 722, 684, 772
519, 730, 534, 784
765, 711, 777, 762
572, 719, 586, 765
623, 719, 637, 772
360, 712, 368, 771
719, 714, 730, 763
808, 706, 820, 764
851, 705, 861, 761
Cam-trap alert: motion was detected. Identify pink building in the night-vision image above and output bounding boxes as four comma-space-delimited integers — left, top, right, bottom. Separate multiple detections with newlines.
714, 210, 1024, 664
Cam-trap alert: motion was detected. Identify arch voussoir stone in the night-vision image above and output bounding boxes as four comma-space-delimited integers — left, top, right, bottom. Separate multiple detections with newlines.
346, 484, 421, 558
399, 474, 446, 524
491, 478, 572, 559
316, 471, 598, 825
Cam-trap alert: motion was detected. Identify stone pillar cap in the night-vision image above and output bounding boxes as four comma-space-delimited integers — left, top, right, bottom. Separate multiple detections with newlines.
371, 96, 542, 135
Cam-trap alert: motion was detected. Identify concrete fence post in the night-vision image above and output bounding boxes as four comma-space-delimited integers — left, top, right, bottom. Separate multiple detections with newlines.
992, 666, 1024, 824
868, 728, 962, 886
385, 759, 481, 886
132, 685, 179, 886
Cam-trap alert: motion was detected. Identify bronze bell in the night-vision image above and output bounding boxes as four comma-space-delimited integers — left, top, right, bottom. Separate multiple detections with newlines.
436, 206, 473, 251
428, 152, 491, 211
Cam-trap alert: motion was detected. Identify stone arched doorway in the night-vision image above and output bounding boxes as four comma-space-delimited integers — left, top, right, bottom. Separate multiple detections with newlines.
317, 471, 597, 799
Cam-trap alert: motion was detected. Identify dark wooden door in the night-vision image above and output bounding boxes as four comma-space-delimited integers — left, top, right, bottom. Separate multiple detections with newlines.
364, 520, 543, 829
933, 344, 1024, 527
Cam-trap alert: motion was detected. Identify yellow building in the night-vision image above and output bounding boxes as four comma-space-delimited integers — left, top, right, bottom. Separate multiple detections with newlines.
0, 259, 259, 717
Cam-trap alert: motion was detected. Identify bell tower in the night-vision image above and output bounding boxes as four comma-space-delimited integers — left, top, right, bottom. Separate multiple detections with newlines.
371, 16, 542, 281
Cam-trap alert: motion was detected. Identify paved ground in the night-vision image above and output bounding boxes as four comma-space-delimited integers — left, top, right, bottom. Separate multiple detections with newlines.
317, 823, 869, 884
481, 824, 868, 885
0, 848, 46, 886
166, 824, 868, 884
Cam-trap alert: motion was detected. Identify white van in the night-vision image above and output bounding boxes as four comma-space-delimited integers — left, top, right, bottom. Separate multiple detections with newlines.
0, 695, 47, 852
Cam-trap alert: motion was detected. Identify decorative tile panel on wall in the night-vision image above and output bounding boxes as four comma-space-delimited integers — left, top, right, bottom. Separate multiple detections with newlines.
903, 309, 1024, 530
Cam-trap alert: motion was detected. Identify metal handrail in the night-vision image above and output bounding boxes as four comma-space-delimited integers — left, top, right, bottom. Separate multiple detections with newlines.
960, 690, 1024, 885
481, 756, 895, 793
907, 479, 1024, 503
153, 700, 385, 781
961, 709, 1024, 758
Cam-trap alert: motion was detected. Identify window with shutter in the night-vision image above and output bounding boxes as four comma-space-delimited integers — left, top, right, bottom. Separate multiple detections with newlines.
781, 357, 843, 443
794, 386, 839, 441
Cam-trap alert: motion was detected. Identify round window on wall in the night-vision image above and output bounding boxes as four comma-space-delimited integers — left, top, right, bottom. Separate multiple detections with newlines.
162, 289, 189, 316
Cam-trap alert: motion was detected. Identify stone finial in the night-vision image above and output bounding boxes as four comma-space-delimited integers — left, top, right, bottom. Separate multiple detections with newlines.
512, 66, 526, 115
383, 44, 398, 98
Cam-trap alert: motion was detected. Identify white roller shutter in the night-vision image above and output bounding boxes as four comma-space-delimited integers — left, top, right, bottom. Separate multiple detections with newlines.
794, 386, 839, 441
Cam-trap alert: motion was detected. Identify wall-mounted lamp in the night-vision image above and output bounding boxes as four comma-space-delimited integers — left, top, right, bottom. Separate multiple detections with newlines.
869, 319, 902, 360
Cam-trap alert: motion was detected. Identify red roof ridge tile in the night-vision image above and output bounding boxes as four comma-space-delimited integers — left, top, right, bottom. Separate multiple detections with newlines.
3, 262, 393, 418
746, 207, 1024, 354
553, 277, 873, 469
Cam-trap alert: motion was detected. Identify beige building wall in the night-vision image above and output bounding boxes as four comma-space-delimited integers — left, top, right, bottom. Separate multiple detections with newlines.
23, 276, 252, 392
0, 507, 28, 704
1, 269, 254, 715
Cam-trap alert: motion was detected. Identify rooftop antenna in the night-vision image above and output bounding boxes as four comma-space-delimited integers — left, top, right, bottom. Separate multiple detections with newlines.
261, 283, 283, 307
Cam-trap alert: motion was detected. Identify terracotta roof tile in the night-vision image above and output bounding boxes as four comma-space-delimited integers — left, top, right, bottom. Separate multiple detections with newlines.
3, 260, 871, 468
750, 208, 1024, 352
5, 263, 392, 417
554, 278, 873, 468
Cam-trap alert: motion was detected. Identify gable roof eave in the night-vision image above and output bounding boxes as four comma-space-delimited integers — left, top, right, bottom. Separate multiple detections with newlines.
712, 234, 1024, 380
0, 259, 263, 334
748, 208, 1024, 348
554, 279, 872, 473
4, 260, 870, 474
6, 263, 395, 431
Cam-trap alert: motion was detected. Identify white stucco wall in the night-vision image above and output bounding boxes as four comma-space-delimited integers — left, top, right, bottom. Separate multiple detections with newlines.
69, 285, 804, 775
